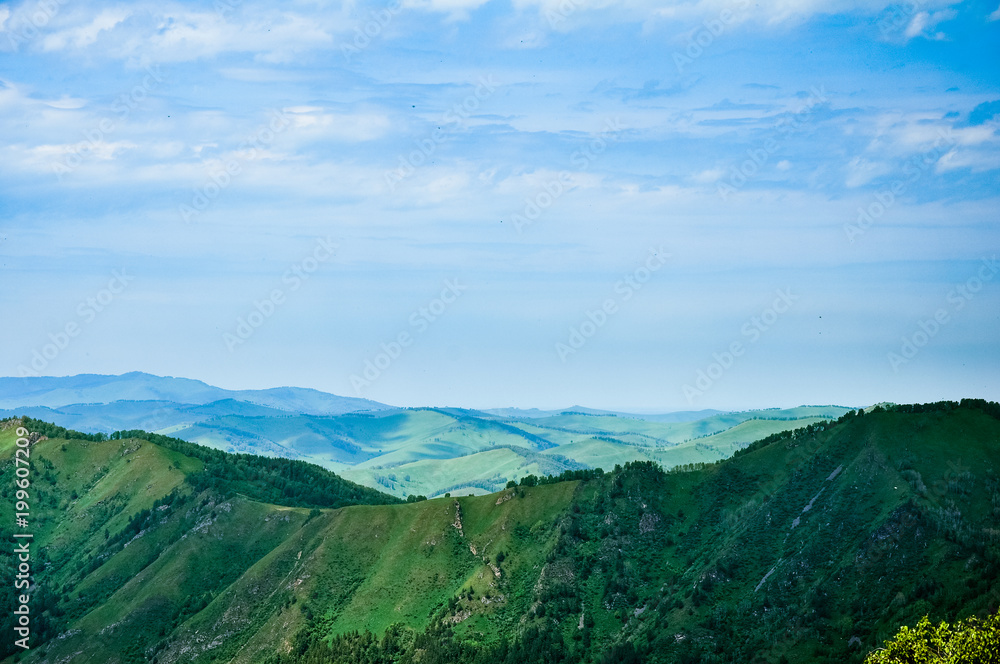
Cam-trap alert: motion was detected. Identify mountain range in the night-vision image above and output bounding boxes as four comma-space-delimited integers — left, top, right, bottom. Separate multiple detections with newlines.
0, 373, 853, 499
0, 372, 392, 414
1, 399, 997, 663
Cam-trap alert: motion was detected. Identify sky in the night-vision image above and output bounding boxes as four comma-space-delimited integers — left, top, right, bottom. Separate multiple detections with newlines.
0, 0, 998, 412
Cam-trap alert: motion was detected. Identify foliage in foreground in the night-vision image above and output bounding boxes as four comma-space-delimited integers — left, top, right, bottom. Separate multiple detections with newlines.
865, 611, 1000, 664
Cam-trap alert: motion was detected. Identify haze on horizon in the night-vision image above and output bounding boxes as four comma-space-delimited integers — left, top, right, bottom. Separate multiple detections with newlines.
1, 0, 998, 412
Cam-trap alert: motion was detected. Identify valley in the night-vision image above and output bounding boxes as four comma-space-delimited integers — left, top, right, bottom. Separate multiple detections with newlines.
0, 373, 852, 499
1, 399, 997, 663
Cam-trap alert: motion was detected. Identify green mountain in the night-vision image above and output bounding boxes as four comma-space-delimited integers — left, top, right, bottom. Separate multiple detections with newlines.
171, 405, 853, 498
1, 400, 998, 664
0, 374, 855, 499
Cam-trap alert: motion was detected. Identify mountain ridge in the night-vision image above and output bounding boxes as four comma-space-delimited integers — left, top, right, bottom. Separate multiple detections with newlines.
0, 374, 855, 498
0, 372, 393, 414
1, 399, 997, 664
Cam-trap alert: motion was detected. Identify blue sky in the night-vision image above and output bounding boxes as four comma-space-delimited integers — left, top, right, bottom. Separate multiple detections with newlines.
1, 0, 998, 411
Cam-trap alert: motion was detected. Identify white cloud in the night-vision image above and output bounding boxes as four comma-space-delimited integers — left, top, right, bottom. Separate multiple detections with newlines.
423, 172, 472, 201
495, 168, 602, 195
402, 0, 492, 20
952, 124, 999, 147
42, 8, 131, 51
903, 9, 956, 41
139, 10, 335, 63
2, 139, 137, 176
219, 68, 313, 83
857, 113, 991, 162
44, 96, 87, 109
690, 167, 724, 183
936, 147, 1000, 173
24, 4, 344, 62
3, 0, 965, 64
845, 156, 890, 188
285, 108, 392, 142
0, 80, 99, 134
989, 4, 1000, 21
516, 0, 956, 31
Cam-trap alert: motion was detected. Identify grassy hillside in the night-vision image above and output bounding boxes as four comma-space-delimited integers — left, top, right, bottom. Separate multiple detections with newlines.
177, 406, 852, 498
0, 375, 853, 499
265, 401, 1000, 664
1, 401, 997, 664
0, 417, 399, 664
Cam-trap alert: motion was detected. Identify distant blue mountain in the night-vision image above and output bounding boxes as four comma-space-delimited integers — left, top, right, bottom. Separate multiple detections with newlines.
0, 373, 854, 499
0, 372, 392, 414
482, 406, 724, 423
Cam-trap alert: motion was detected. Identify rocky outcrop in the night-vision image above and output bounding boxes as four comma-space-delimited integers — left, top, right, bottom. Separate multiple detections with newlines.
452, 500, 464, 537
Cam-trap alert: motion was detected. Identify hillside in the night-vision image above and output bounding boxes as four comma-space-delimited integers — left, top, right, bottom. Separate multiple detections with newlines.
1, 401, 998, 663
0, 375, 854, 499
171, 405, 854, 498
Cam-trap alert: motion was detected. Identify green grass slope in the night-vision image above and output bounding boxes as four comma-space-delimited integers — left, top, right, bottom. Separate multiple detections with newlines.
341, 445, 586, 498
253, 401, 1000, 664
1, 401, 997, 664
0, 417, 398, 664
166, 407, 854, 499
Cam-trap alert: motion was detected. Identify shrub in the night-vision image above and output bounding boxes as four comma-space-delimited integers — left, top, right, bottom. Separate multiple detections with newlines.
865, 610, 1000, 663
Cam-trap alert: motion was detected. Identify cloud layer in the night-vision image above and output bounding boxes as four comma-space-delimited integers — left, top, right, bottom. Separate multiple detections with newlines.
1, 0, 998, 410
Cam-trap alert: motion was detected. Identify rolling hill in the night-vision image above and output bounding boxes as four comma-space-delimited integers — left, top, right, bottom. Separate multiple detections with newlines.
1, 400, 997, 663
0, 375, 854, 498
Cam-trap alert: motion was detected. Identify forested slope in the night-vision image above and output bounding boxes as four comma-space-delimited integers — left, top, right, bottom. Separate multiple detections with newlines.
0, 400, 997, 664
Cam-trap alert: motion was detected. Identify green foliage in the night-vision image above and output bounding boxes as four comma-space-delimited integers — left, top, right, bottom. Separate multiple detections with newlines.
108, 428, 400, 509
865, 611, 1000, 664
520, 467, 604, 488
21, 417, 108, 442
5, 401, 1000, 664
265, 621, 636, 664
